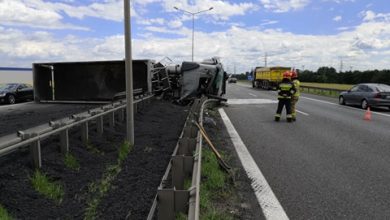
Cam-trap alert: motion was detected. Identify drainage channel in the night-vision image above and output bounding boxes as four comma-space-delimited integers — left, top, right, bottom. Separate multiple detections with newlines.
147, 97, 220, 220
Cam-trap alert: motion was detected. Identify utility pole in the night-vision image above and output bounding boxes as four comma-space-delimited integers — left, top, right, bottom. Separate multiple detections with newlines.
124, 0, 134, 145
264, 52, 268, 67
339, 57, 344, 73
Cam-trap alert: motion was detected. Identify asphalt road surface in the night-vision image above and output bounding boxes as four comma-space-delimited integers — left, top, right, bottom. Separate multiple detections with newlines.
223, 82, 390, 219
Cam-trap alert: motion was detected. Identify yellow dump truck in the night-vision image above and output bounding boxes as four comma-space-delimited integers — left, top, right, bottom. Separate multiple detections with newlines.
252, 66, 291, 90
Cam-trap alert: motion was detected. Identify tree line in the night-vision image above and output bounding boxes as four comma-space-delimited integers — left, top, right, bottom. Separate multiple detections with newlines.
297, 67, 390, 85
231, 67, 390, 85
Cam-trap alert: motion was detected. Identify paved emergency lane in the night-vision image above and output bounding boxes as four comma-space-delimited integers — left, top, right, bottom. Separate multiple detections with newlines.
223, 82, 390, 219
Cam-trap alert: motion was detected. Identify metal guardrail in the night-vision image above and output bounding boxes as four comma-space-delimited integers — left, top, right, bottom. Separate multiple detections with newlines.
147, 98, 220, 220
300, 85, 345, 96
0, 94, 154, 167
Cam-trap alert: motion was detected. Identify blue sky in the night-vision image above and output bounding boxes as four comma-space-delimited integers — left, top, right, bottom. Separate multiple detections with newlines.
0, 0, 389, 73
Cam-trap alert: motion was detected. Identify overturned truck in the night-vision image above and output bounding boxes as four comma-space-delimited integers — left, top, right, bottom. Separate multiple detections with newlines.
33, 57, 226, 103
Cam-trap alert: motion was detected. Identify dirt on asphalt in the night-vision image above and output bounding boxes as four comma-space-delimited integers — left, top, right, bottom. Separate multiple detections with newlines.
0, 98, 189, 219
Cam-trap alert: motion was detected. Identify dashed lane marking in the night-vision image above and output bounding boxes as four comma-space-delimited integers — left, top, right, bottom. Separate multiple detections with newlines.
219, 108, 289, 220
301, 96, 390, 118
296, 109, 309, 116
248, 93, 257, 97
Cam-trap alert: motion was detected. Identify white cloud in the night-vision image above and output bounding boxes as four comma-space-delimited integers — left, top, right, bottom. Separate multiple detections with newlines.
137, 18, 165, 26
0, 0, 138, 30
333, 15, 342, 22
164, 0, 257, 21
260, 0, 310, 13
361, 10, 390, 22
323, 0, 355, 3
0, 0, 88, 30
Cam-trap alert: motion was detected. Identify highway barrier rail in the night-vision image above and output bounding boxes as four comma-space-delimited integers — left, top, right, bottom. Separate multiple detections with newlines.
300, 85, 345, 97
147, 98, 220, 220
0, 94, 153, 167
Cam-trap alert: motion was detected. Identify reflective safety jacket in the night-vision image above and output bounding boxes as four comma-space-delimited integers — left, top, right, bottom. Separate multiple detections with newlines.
292, 79, 300, 97
277, 80, 296, 99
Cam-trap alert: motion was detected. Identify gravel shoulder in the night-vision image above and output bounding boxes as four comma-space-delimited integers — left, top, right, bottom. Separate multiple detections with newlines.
0, 98, 188, 219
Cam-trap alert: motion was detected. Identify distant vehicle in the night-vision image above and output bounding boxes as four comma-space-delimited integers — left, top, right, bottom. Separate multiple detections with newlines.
252, 66, 291, 90
339, 83, 390, 109
228, 77, 237, 83
0, 83, 34, 104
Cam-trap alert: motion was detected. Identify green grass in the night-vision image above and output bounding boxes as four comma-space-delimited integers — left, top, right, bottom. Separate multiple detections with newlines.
84, 142, 132, 220
86, 142, 104, 155
200, 148, 233, 220
0, 204, 13, 220
299, 82, 353, 98
118, 141, 132, 164
31, 170, 64, 204
64, 153, 80, 171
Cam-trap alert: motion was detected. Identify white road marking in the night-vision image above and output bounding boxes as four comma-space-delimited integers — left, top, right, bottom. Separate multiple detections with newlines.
227, 99, 277, 105
219, 108, 289, 220
300, 96, 337, 105
296, 110, 309, 116
248, 93, 257, 97
301, 96, 390, 118
0, 102, 31, 110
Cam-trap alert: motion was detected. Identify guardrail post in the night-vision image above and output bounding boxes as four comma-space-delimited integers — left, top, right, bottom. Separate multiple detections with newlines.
158, 189, 189, 220
177, 138, 197, 156
30, 139, 42, 168
81, 122, 89, 145
119, 109, 125, 122
134, 102, 138, 113
60, 129, 69, 154
109, 112, 115, 129
97, 116, 104, 135
172, 156, 194, 190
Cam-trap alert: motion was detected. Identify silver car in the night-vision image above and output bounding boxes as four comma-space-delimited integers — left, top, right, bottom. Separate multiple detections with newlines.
339, 83, 390, 109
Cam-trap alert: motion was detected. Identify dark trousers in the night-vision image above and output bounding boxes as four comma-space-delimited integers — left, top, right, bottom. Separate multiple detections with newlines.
276, 98, 292, 117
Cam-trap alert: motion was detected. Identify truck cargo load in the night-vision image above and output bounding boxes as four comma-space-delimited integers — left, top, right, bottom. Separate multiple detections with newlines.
252, 66, 291, 90
33, 60, 153, 103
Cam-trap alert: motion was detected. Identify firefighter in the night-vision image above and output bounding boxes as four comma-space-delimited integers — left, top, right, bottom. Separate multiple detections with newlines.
274, 71, 296, 122
291, 70, 300, 121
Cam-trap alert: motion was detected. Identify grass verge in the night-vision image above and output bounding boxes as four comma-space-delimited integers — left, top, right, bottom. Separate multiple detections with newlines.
0, 204, 13, 220
200, 148, 233, 220
64, 153, 80, 171
84, 141, 132, 220
300, 82, 353, 90
31, 170, 64, 204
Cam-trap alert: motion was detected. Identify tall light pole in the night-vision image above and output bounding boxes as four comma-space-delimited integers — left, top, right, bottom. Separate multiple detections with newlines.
174, 6, 213, 62
124, 0, 134, 145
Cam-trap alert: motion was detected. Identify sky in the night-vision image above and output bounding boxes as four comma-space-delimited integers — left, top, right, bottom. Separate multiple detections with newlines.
0, 0, 389, 74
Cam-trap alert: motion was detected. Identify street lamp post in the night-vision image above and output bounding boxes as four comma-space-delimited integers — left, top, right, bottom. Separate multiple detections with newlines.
124, 0, 134, 145
174, 6, 213, 62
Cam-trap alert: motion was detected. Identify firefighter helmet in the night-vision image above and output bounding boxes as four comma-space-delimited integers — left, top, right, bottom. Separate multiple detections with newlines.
291, 71, 298, 78
283, 71, 292, 79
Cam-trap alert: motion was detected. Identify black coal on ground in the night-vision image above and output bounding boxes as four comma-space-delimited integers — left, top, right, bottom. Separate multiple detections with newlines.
0, 98, 189, 219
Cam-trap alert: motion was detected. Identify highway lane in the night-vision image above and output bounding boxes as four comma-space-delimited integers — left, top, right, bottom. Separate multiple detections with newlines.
223, 82, 390, 219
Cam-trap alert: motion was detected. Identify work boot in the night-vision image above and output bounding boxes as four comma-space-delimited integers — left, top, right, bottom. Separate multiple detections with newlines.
287, 118, 292, 122
292, 117, 296, 122
274, 116, 280, 122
